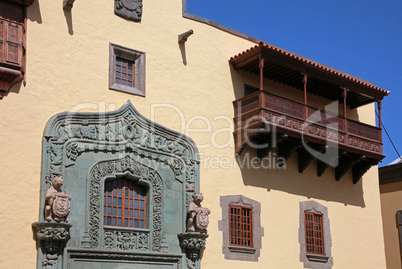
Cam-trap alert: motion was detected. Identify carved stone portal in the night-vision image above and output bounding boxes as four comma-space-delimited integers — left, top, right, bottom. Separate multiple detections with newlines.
45, 176, 71, 222
115, 0, 142, 22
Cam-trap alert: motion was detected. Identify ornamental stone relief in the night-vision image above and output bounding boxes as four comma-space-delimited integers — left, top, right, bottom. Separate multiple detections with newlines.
38, 101, 201, 269
45, 103, 198, 184
115, 0, 143, 22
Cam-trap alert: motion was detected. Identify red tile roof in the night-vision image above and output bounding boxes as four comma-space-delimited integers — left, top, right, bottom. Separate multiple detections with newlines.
230, 42, 390, 96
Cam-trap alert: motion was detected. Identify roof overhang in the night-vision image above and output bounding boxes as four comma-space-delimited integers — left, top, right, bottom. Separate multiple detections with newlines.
230, 43, 389, 109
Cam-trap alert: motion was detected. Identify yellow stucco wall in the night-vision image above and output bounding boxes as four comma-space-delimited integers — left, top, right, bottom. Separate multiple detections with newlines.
0, 0, 386, 268
380, 181, 402, 269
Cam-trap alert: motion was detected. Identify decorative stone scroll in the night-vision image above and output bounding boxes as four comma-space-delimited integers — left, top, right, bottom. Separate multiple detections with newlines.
115, 0, 143, 22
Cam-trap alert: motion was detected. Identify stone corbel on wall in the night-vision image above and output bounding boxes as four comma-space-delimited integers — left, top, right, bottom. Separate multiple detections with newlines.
32, 222, 72, 269
63, 0, 75, 10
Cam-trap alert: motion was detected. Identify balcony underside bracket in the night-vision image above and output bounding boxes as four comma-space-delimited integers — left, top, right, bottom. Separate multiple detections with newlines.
298, 144, 327, 174
352, 159, 379, 184
298, 148, 315, 173
335, 154, 365, 181
317, 160, 329, 177
278, 140, 302, 165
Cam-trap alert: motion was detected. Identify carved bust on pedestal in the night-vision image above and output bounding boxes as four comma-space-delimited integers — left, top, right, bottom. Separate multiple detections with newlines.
186, 193, 210, 234
45, 176, 72, 222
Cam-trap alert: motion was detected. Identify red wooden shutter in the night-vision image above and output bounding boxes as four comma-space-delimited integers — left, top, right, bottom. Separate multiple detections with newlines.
0, 20, 4, 61
6, 21, 20, 64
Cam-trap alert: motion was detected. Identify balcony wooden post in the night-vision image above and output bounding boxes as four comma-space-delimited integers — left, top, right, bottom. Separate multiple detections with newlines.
259, 58, 264, 91
378, 100, 382, 128
259, 58, 265, 112
378, 100, 382, 142
342, 88, 348, 133
302, 74, 308, 120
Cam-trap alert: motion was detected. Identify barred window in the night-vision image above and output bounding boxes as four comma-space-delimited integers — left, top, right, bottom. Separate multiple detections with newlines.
104, 178, 147, 228
229, 205, 253, 247
115, 57, 134, 87
304, 211, 324, 255
109, 43, 145, 97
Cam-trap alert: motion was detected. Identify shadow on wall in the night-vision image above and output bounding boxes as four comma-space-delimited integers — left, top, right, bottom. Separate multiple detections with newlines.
63, 8, 74, 35
28, 0, 42, 24
237, 147, 366, 207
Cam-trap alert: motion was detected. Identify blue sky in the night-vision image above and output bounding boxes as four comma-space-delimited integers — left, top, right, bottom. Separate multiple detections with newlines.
187, 0, 402, 166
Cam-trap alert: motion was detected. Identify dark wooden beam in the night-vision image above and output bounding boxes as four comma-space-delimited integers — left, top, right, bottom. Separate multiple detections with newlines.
298, 148, 315, 173
317, 160, 330, 177
335, 154, 364, 181
278, 140, 301, 163
352, 159, 379, 184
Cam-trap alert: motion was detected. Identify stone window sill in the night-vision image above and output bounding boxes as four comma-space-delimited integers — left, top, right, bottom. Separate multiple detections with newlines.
306, 254, 329, 263
228, 246, 256, 254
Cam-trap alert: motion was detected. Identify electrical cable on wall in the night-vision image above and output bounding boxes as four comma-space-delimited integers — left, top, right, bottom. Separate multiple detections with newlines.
376, 109, 402, 162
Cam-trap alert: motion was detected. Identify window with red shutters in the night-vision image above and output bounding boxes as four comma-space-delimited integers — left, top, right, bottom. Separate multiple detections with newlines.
304, 211, 325, 255
0, 1, 25, 69
104, 178, 147, 229
0, 0, 32, 99
229, 205, 253, 248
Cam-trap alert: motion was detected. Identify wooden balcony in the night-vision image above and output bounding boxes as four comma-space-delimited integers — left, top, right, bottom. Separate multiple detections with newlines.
233, 91, 383, 183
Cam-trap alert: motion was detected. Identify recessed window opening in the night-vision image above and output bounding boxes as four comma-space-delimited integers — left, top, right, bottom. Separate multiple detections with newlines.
104, 178, 147, 228
116, 57, 134, 87
229, 205, 253, 247
304, 211, 325, 255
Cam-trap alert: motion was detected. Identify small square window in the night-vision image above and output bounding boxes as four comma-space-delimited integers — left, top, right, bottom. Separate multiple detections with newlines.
109, 43, 145, 96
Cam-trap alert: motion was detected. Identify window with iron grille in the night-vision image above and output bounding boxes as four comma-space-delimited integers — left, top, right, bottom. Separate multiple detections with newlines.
109, 43, 145, 97
104, 178, 147, 228
229, 205, 253, 247
115, 57, 134, 87
299, 200, 332, 268
304, 211, 325, 255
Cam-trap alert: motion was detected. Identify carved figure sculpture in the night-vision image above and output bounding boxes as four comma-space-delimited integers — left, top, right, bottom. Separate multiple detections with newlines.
186, 193, 210, 233
43, 241, 59, 269
45, 176, 72, 222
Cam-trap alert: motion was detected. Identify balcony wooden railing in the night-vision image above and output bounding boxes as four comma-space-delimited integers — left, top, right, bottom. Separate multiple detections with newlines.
233, 91, 383, 159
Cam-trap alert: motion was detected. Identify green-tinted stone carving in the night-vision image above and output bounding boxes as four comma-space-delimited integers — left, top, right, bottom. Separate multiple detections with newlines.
33, 101, 202, 269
